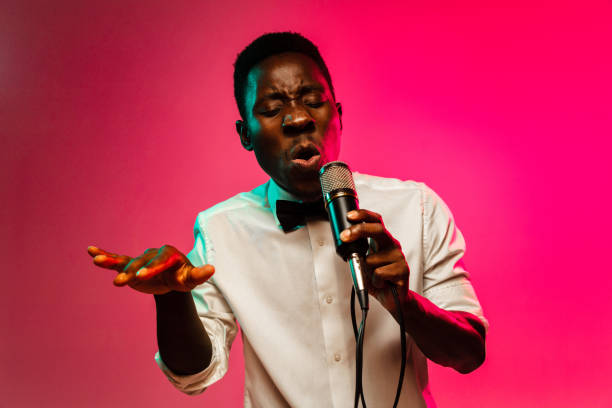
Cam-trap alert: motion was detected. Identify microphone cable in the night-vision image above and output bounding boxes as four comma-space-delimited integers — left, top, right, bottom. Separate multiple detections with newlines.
351, 289, 367, 408
318, 161, 407, 407
350, 283, 407, 408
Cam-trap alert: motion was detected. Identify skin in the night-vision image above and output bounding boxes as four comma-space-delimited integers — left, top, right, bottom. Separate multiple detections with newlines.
235, 52, 342, 201
341, 210, 486, 373
88, 51, 485, 376
87, 245, 215, 374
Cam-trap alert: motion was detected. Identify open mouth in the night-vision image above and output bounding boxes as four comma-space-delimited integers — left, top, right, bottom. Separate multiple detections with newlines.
290, 144, 321, 168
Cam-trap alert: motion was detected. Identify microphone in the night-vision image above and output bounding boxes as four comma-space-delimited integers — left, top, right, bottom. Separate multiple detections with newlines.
319, 161, 369, 311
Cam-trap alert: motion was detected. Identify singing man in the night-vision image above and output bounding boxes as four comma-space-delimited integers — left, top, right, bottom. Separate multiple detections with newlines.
88, 32, 487, 407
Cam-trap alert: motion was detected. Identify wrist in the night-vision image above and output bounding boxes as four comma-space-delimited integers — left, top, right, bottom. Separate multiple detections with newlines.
154, 290, 192, 305
399, 289, 420, 320
379, 285, 415, 323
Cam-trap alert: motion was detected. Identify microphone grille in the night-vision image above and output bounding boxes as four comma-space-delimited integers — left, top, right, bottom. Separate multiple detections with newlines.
319, 161, 356, 196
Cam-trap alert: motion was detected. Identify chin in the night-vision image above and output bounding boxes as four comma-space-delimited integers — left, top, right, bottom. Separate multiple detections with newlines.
291, 179, 323, 201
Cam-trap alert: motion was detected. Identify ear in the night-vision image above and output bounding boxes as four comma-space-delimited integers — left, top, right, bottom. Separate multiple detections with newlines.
336, 102, 343, 130
236, 120, 253, 151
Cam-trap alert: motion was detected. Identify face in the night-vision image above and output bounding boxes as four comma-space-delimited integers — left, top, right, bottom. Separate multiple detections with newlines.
238, 52, 342, 201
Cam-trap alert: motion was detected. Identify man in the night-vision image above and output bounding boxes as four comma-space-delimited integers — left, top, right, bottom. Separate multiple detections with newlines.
88, 32, 487, 407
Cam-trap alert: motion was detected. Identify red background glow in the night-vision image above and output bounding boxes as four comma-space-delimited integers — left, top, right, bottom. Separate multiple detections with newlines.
2, 1, 611, 406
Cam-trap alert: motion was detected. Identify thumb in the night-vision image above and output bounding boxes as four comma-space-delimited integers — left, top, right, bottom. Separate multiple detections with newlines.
187, 264, 215, 287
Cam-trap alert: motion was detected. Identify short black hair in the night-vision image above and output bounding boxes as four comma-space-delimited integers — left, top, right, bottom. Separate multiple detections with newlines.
233, 32, 335, 119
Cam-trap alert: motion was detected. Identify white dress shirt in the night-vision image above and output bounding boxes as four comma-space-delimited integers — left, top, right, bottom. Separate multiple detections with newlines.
155, 173, 487, 407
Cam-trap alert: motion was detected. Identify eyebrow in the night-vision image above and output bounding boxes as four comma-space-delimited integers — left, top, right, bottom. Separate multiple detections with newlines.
259, 84, 326, 102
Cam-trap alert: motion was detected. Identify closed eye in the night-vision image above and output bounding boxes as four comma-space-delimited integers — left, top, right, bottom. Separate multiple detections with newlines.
260, 109, 281, 117
306, 102, 324, 108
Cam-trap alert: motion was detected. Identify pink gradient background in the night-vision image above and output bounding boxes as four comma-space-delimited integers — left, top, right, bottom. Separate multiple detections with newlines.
2, 1, 611, 406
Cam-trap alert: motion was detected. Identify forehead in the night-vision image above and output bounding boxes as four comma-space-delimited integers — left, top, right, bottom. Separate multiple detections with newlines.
245, 52, 329, 104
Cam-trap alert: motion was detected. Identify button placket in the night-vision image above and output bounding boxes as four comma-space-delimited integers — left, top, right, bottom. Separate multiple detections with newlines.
307, 219, 354, 406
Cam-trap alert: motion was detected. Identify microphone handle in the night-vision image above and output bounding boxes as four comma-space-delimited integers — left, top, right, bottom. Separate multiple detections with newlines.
348, 253, 369, 310
326, 194, 369, 259
326, 193, 369, 310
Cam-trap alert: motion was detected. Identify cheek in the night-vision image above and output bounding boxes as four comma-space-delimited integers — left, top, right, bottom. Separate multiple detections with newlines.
254, 137, 280, 164
321, 116, 342, 161
252, 127, 286, 169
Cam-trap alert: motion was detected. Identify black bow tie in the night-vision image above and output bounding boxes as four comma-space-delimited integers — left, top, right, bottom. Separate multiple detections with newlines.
276, 199, 328, 232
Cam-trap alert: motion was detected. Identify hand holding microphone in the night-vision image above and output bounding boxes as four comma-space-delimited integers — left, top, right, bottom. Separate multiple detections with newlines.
342, 209, 411, 318
319, 162, 410, 315
320, 162, 410, 408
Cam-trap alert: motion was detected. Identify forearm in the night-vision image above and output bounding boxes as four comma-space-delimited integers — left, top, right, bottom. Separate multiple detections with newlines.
154, 291, 213, 375
399, 291, 486, 373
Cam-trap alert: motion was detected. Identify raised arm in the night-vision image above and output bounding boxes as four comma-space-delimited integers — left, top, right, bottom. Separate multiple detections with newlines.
87, 245, 215, 374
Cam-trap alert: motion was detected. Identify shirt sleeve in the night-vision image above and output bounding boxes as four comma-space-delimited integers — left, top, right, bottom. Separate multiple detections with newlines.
420, 184, 489, 331
154, 215, 239, 395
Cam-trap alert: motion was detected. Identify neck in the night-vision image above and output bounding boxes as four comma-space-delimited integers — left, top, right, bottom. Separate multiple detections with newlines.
295, 193, 322, 203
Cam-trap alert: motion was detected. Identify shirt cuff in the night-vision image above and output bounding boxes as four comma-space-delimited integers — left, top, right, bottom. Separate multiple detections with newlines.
423, 282, 489, 332
154, 337, 227, 395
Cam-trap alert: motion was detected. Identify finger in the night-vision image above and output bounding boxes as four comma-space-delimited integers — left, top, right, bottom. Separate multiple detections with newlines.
113, 272, 131, 286
341, 222, 383, 240
87, 246, 102, 257
366, 266, 385, 290
365, 247, 405, 268
88, 246, 123, 258
347, 209, 382, 223
135, 250, 182, 281
340, 222, 395, 248
114, 252, 158, 287
184, 264, 215, 288
89, 246, 132, 272
346, 209, 398, 248
372, 262, 409, 285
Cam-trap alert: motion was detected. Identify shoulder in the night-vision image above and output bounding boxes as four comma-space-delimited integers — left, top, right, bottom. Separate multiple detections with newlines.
353, 172, 429, 199
193, 182, 270, 232
353, 172, 452, 216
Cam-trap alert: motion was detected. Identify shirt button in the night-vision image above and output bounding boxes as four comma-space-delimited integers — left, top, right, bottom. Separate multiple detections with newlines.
334, 353, 342, 362
326, 296, 333, 304
317, 239, 325, 246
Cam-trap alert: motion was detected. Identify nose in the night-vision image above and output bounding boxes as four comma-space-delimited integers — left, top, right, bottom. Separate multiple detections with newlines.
282, 105, 314, 134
